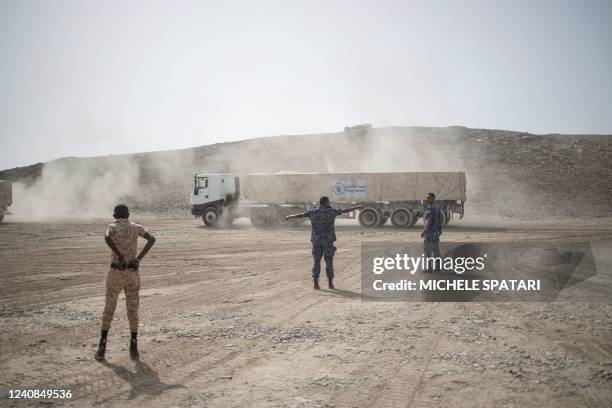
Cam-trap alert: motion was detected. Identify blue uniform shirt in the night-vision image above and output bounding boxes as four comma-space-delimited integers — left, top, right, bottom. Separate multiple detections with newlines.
424, 203, 443, 234
305, 207, 343, 243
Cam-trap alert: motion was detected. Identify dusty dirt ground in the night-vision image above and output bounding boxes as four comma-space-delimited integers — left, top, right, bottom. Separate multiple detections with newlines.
1, 215, 612, 407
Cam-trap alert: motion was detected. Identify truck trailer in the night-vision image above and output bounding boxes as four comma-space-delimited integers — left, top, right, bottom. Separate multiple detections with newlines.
190, 172, 466, 228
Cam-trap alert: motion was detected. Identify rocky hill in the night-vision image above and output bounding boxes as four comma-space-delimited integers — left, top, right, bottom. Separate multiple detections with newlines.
1, 126, 611, 218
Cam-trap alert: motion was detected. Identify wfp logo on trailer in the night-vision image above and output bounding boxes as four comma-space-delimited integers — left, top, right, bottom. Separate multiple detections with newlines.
332, 180, 367, 199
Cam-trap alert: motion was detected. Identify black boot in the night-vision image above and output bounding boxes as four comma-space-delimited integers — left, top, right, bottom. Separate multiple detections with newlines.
328, 279, 335, 290
313, 279, 320, 290
95, 337, 107, 361
130, 335, 139, 360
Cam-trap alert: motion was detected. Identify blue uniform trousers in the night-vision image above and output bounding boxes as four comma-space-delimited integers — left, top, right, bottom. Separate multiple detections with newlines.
312, 242, 336, 281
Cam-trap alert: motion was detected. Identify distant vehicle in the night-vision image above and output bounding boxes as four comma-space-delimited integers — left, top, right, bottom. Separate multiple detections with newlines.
190, 172, 466, 228
344, 123, 372, 133
0, 180, 12, 222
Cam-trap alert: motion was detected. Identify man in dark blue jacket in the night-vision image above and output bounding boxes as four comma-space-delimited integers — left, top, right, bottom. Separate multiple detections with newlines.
421, 192, 444, 272
287, 197, 363, 290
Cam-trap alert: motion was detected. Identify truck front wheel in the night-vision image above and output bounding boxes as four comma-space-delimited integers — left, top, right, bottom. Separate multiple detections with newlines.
391, 209, 414, 228
358, 208, 381, 228
202, 207, 218, 226
250, 209, 270, 228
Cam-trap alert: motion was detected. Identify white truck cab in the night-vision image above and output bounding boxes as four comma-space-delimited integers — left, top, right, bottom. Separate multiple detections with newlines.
191, 174, 239, 225
191, 174, 238, 205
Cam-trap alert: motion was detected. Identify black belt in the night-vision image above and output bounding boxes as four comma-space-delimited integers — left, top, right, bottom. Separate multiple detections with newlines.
110, 261, 138, 270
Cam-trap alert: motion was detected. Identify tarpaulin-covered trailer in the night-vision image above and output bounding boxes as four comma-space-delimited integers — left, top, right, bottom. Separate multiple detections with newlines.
191, 172, 466, 228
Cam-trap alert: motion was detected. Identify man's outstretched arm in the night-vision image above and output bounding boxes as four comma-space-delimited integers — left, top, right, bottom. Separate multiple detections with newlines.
286, 212, 307, 220
340, 204, 364, 214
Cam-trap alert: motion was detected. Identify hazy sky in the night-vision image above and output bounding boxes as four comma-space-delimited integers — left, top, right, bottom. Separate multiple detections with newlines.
1, 0, 611, 168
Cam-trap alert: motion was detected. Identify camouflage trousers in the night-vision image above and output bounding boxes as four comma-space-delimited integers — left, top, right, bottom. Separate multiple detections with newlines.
101, 268, 140, 332
312, 242, 336, 281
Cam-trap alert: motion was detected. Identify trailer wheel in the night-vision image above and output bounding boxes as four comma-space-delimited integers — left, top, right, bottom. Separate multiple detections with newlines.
358, 208, 381, 228
410, 215, 418, 226
439, 210, 447, 227
250, 209, 270, 228
274, 207, 293, 227
390, 208, 414, 228
202, 207, 218, 226
443, 210, 451, 226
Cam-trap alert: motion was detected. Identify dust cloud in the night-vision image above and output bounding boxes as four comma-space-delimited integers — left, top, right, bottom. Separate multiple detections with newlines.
356, 127, 466, 173
11, 156, 141, 220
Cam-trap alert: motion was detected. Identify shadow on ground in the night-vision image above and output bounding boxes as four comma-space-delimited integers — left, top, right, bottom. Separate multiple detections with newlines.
101, 359, 184, 400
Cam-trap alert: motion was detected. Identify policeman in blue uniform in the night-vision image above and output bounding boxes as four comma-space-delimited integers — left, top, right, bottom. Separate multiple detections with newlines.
287, 197, 363, 290
421, 192, 444, 272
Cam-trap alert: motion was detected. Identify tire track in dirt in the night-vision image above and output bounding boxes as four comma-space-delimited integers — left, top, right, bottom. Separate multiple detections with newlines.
332, 303, 450, 408
2, 234, 318, 400
95, 243, 383, 405
71, 246, 367, 404
3, 219, 611, 407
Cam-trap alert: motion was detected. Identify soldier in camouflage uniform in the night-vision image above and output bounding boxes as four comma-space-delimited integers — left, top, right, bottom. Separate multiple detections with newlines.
287, 197, 363, 290
95, 204, 156, 361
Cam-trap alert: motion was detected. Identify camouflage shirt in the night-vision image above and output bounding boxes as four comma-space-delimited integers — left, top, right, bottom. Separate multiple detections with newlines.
305, 207, 343, 244
423, 203, 443, 234
106, 218, 149, 262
